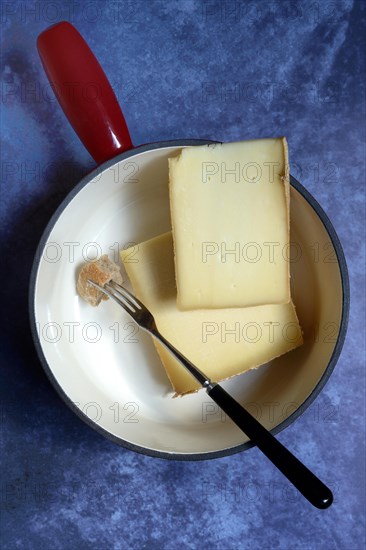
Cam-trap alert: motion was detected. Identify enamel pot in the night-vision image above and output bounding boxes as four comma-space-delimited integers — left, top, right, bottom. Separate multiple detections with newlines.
29, 22, 349, 459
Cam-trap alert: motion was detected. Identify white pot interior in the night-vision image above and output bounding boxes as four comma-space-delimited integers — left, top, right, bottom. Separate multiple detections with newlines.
32, 145, 344, 457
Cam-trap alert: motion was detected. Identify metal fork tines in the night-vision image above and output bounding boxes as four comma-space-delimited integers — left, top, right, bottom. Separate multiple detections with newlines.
88, 279, 155, 329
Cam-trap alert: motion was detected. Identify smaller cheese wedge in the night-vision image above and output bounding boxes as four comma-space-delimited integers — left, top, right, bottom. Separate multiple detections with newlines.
121, 232, 302, 396
169, 138, 290, 310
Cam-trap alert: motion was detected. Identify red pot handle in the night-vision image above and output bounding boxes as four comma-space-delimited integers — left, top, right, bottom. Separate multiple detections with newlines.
37, 21, 133, 164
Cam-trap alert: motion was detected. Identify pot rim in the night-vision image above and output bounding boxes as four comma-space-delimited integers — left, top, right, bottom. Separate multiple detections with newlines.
28, 139, 350, 461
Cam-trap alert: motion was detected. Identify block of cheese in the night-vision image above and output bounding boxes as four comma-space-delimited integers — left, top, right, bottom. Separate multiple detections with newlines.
121, 232, 302, 396
169, 138, 290, 310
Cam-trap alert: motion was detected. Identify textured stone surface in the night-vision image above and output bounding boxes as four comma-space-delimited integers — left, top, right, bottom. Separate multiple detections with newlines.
1, 0, 365, 548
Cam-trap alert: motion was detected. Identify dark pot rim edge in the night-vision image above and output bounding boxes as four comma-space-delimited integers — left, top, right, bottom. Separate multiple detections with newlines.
28, 139, 350, 461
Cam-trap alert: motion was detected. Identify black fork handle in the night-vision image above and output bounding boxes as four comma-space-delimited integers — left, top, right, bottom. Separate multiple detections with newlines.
154, 329, 333, 509
207, 384, 333, 509
153, 328, 333, 509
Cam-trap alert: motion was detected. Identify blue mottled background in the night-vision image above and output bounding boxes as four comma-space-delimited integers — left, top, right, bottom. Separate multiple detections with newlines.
1, 0, 365, 548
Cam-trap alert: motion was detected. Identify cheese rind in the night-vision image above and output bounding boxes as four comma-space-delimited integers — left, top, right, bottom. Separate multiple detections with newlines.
169, 138, 290, 310
121, 232, 302, 396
